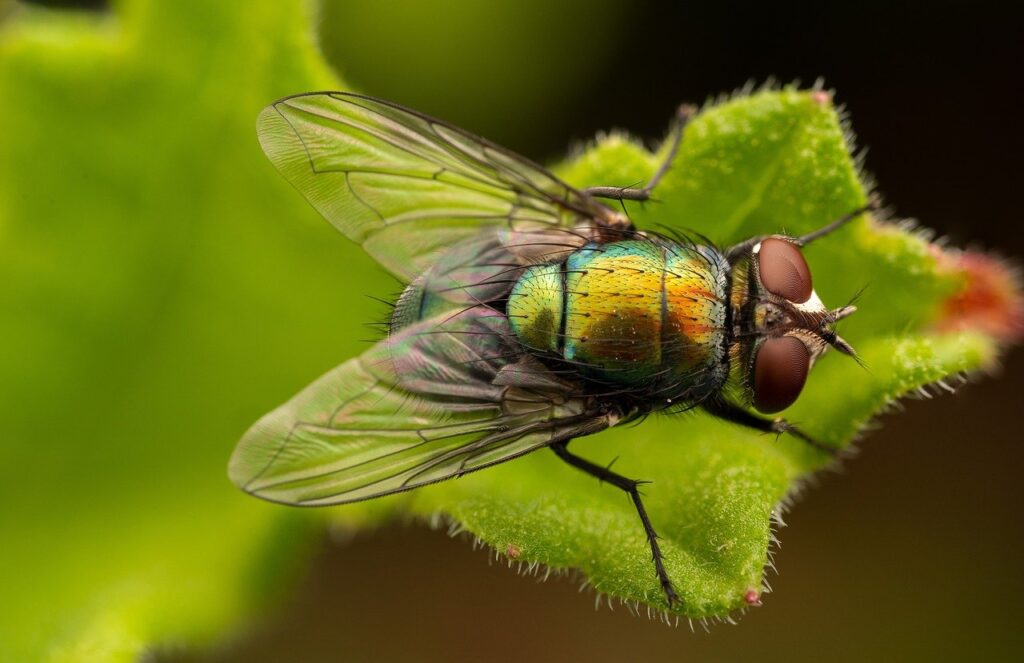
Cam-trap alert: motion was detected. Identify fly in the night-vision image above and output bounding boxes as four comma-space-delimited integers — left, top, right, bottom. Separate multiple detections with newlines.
229, 92, 871, 607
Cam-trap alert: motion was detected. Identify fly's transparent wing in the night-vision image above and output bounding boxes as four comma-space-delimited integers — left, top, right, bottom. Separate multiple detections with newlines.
258, 92, 611, 281
229, 308, 609, 506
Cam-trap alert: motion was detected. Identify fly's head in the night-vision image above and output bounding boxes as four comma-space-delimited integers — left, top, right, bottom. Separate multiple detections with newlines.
729, 236, 858, 413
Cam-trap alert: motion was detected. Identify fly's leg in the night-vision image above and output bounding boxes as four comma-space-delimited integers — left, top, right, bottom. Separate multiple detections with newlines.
796, 193, 879, 246
726, 196, 879, 261
551, 439, 679, 608
583, 104, 697, 203
701, 399, 838, 456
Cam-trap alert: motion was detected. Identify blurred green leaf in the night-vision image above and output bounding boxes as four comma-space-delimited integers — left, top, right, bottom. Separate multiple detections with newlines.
0, 1, 1010, 660
0, 1, 356, 660
317, 0, 627, 153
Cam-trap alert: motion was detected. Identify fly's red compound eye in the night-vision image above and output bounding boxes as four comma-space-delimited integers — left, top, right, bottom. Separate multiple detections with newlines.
753, 336, 810, 413
758, 238, 813, 303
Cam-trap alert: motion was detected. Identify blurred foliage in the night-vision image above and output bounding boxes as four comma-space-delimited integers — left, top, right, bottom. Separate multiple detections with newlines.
1, 1, 351, 660
0, 0, 1005, 660
318, 0, 628, 155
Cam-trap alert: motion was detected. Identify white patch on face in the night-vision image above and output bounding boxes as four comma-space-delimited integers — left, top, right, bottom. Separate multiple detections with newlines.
792, 288, 826, 314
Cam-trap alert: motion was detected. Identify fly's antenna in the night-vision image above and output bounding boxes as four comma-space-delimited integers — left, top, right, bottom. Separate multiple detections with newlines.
819, 304, 866, 368
830, 333, 857, 357
831, 305, 857, 321
820, 326, 863, 363
829, 284, 862, 346
839, 336, 869, 371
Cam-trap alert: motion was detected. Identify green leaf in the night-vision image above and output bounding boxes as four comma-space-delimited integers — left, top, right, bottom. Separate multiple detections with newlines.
0, 1, 351, 661
1, 2, 1015, 660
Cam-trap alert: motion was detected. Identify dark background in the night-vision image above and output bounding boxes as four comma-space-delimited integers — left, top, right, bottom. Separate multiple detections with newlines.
29, 1, 1020, 660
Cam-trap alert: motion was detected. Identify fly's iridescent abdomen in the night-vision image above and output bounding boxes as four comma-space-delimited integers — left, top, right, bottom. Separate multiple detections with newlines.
508, 237, 730, 405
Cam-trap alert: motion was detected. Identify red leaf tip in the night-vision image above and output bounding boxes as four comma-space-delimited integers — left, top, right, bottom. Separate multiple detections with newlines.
933, 247, 1024, 343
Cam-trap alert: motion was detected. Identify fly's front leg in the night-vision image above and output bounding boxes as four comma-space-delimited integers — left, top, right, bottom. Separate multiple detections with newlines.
796, 193, 879, 246
724, 196, 880, 262
551, 439, 679, 608
583, 104, 697, 203
701, 399, 838, 456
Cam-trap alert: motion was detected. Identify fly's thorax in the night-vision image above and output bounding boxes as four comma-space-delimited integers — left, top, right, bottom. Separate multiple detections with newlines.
508, 237, 730, 402
661, 245, 730, 389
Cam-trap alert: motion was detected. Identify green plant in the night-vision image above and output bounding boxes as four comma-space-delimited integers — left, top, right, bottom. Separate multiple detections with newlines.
1, 1, 1017, 660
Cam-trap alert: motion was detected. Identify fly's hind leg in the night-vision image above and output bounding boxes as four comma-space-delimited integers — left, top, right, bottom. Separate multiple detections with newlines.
701, 398, 838, 456
583, 104, 697, 203
551, 439, 679, 608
